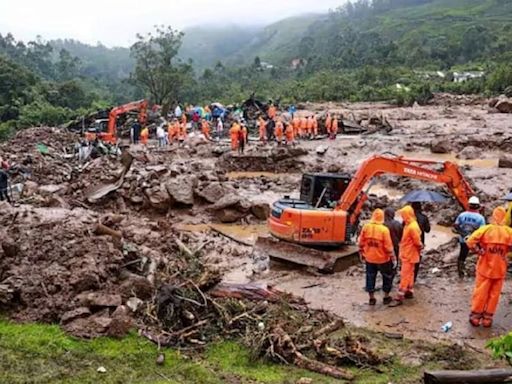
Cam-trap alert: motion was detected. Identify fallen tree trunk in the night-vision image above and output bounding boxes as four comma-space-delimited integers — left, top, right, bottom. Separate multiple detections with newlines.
424, 368, 512, 384
94, 223, 122, 239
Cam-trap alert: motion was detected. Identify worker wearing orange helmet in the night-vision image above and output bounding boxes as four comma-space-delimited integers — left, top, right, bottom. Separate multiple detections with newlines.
201, 119, 211, 140
284, 122, 294, 145
258, 117, 267, 143
299, 116, 308, 138
325, 112, 332, 135
268, 104, 277, 119
330, 116, 338, 140
275, 119, 284, 145
393, 205, 422, 304
230, 121, 241, 151
140, 126, 149, 146
292, 116, 300, 137
358, 208, 396, 306
466, 206, 512, 327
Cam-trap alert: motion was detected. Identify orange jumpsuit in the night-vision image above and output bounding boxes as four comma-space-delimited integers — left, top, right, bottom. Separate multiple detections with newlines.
397, 205, 422, 298
275, 121, 284, 144
181, 114, 187, 126
179, 123, 187, 141
201, 120, 211, 140
299, 117, 307, 137
268, 105, 276, 119
358, 209, 394, 264
140, 127, 149, 145
285, 123, 294, 144
312, 116, 318, 136
306, 117, 314, 136
230, 123, 241, 150
258, 118, 267, 142
242, 126, 248, 144
325, 114, 332, 135
168, 122, 179, 143
292, 117, 300, 137
466, 207, 512, 327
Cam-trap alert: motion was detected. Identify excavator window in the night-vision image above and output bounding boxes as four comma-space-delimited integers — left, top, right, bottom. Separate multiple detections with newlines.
300, 173, 351, 208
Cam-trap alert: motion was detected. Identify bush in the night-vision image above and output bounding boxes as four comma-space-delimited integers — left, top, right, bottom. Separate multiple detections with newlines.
487, 332, 512, 366
486, 64, 512, 94
18, 100, 74, 128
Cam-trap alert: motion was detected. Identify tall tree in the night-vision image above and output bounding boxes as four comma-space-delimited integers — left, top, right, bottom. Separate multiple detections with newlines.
130, 25, 193, 106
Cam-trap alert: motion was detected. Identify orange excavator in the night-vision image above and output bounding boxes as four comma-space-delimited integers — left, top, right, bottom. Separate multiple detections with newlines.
255, 154, 475, 272
85, 100, 148, 144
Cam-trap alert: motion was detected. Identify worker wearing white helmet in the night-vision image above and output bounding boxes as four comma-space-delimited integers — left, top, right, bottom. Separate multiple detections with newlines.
454, 196, 486, 278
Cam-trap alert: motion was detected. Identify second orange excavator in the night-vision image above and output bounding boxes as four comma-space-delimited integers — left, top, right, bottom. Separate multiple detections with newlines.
85, 99, 148, 144
255, 154, 475, 272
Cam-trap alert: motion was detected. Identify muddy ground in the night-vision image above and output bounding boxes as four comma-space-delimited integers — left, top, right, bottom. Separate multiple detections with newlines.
1, 94, 511, 371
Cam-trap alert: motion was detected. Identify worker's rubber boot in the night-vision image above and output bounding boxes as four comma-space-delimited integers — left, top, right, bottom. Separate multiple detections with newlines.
383, 296, 392, 305
482, 313, 493, 328
457, 260, 465, 279
469, 312, 482, 327
404, 291, 414, 299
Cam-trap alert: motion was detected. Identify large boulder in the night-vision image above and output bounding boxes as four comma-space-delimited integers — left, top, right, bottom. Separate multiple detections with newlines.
430, 138, 451, 154
165, 175, 196, 206
195, 182, 226, 204
456, 146, 481, 160
496, 98, 512, 113
250, 203, 270, 220
213, 208, 248, 223
145, 184, 170, 212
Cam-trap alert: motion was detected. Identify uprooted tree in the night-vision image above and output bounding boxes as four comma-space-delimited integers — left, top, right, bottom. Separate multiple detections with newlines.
130, 25, 194, 109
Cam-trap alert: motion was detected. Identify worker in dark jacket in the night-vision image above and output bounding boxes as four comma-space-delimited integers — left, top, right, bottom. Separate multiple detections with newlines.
0, 168, 11, 203
384, 207, 403, 261
411, 202, 431, 281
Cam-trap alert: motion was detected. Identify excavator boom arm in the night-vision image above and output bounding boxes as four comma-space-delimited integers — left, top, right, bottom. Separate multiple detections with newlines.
337, 155, 474, 221
107, 99, 148, 139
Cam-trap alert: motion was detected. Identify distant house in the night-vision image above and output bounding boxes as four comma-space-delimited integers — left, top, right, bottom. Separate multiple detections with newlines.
260, 61, 274, 70
453, 71, 485, 83
290, 58, 307, 69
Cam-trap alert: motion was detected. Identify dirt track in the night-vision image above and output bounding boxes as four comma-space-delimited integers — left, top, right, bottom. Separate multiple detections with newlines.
1, 94, 511, 355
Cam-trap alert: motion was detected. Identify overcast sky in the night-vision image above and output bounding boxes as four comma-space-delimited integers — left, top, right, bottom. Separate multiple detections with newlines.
0, 0, 344, 47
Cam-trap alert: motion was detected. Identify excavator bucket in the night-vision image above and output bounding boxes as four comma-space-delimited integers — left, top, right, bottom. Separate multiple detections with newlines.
253, 236, 359, 273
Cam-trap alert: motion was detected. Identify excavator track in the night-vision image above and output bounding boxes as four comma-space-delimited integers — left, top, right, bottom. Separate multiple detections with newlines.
253, 236, 359, 273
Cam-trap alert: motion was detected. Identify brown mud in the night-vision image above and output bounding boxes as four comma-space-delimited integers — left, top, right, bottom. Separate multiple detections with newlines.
0, 95, 511, 370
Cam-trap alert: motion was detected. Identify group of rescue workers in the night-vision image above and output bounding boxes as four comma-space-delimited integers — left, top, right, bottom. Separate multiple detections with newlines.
133, 101, 342, 152
359, 196, 512, 328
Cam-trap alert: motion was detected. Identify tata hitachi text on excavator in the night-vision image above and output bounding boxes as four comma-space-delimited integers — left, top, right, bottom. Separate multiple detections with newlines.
255, 155, 475, 272
85, 99, 148, 144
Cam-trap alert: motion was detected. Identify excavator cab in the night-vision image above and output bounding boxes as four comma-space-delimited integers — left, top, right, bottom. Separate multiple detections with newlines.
300, 173, 351, 208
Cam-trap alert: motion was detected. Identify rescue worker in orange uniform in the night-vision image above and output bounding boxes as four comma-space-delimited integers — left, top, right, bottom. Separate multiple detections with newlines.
201, 119, 211, 140
140, 126, 149, 146
178, 122, 187, 143
285, 122, 294, 145
275, 119, 284, 145
292, 116, 300, 139
299, 116, 308, 138
268, 104, 277, 119
330, 117, 338, 140
325, 112, 332, 135
258, 117, 267, 143
181, 113, 187, 126
393, 205, 422, 304
306, 116, 314, 138
358, 209, 396, 305
230, 122, 241, 151
466, 206, 512, 327
168, 120, 179, 143
312, 115, 318, 137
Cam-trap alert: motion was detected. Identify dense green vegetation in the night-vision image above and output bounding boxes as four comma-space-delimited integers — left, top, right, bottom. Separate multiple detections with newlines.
1, 0, 512, 137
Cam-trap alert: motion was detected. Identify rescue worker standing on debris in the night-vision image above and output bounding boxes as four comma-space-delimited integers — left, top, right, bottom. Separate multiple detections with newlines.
454, 196, 486, 278
466, 207, 512, 327
393, 205, 423, 304
330, 116, 338, 140
358, 209, 396, 305
201, 119, 211, 140
140, 126, 149, 146
285, 122, 294, 145
268, 103, 277, 120
230, 121, 241, 151
292, 115, 300, 139
0, 166, 11, 204
325, 112, 332, 136
258, 117, 267, 143
275, 119, 284, 145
